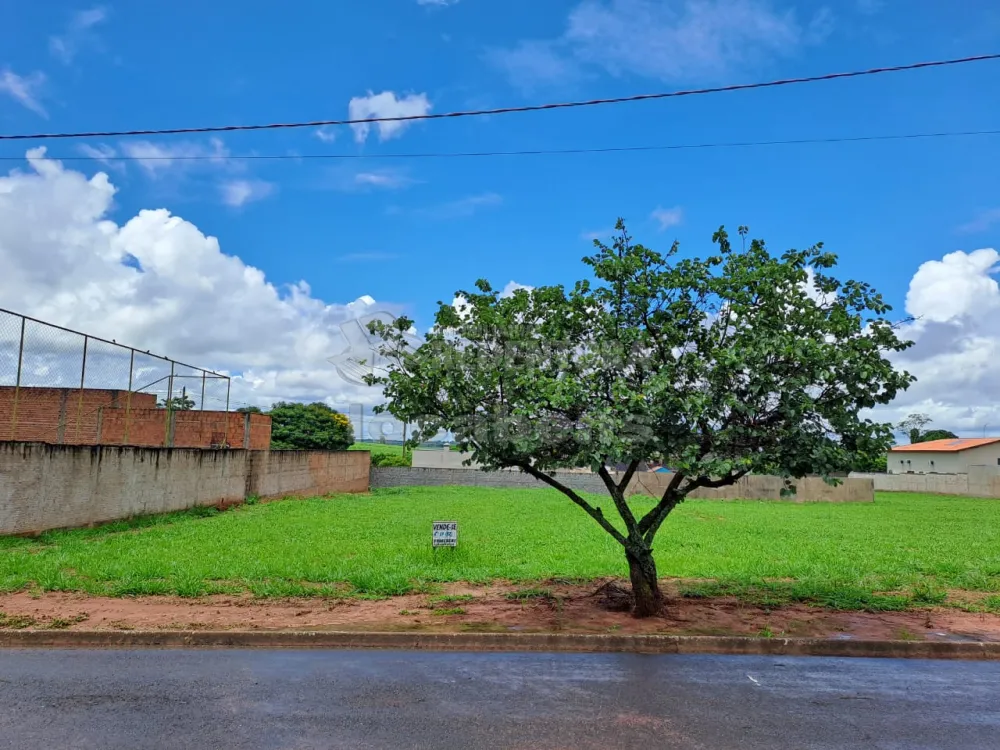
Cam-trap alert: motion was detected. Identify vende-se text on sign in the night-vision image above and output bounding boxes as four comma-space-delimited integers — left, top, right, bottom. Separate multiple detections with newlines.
432, 521, 458, 547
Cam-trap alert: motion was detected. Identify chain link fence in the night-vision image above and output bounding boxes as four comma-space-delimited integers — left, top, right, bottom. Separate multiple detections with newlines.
0, 308, 234, 448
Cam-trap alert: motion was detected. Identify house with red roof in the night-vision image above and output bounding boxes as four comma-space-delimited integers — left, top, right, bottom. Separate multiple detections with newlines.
888, 438, 1000, 474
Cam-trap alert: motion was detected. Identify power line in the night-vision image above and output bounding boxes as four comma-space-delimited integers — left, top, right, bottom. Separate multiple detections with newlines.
2, 53, 998, 142
6, 128, 999, 163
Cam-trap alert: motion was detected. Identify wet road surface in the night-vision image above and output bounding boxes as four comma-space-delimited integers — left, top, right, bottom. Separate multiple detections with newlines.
0, 649, 997, 749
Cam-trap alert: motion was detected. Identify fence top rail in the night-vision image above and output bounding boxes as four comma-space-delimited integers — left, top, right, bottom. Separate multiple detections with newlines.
0, 306, 228, 380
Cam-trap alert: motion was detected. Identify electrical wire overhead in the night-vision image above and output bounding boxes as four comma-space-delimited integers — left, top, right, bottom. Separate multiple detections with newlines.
6, 128, 999, 163
1, 53, 998, 142
7, 129, 1000, 163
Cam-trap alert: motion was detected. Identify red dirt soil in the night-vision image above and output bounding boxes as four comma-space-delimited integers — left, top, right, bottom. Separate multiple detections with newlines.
2, 580, 999, 642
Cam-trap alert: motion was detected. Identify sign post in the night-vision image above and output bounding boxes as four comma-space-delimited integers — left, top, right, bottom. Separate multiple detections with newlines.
432, 521, 458, 550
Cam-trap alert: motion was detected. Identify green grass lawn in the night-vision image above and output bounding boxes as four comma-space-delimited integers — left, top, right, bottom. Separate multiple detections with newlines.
1, 488, 998, 611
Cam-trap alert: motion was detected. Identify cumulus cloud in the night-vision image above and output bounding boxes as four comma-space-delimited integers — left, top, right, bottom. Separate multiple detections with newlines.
0, 150, 397, 410
490, 0, 828, 87
874, 247, 1000, 434
501, 281, 534, 297
348, 91, 432, 143
418, 0, 460, 5
49, 6, 108, 64
219, 179, 276, 207
314, 127, 338, 143
0, 69, 47, 117
651, 205, 683, 230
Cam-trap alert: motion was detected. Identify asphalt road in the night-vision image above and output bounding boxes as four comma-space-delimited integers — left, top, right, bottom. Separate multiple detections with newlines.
0, 650, 998, 749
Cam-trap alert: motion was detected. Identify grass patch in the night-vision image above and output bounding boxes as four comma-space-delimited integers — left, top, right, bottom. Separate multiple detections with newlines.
1, 488, 999, 612
428, 594, 477, 604
505, 587, 556, 602
46, 613, 89, 630
0, 611, 37, 629
431, 607, 467, 616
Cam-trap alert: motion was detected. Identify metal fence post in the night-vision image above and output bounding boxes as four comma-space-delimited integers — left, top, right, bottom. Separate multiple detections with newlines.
10, 316, 25, 441
74, 335, 88, 443
164, 361, 175, 447
124, 348, 135, 445
223, 377, 231, 447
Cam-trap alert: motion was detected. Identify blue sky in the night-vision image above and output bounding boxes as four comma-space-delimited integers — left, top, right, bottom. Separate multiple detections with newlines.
1, 0, 1000, 433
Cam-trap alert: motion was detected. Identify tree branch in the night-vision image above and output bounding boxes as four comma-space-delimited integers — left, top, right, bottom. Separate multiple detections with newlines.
637, 470, 686, 542
616, 459, 642, 495
518, 462, 627, 546
636, 468, 750, 546
598, 463, 638, 534
688, 468, 751, 490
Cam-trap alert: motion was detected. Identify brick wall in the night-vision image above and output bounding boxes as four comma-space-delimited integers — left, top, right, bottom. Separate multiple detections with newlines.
0, 387, 271, 449
0, 387, 156, 442
0, 443, 371, 535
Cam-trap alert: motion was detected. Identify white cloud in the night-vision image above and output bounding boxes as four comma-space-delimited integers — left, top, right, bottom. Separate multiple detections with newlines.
958, 208, 1000, 234
76, 143, 119, 169
491, 0, 828, 87
651, 205, 683, 230
348, 91, 432, 143
856, 0, 884, 14
0, 149, 395, 409
407, 192, 503, 219
0, 69, 47, 117
354, 170, 415, 189
219, 179, 276, 207
876, 247, 1000, 434
49, 6, 108, 64
418, 0, 460, 5
501, 281, 534, 297
314, 127, 337, 143
121, 138, 229, 176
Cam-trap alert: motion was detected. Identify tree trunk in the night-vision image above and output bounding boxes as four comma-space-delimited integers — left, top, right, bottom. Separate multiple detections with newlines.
626, 545, 662, 618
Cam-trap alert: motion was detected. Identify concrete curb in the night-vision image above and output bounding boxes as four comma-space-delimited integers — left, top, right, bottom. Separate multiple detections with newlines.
1, 630, 998, 659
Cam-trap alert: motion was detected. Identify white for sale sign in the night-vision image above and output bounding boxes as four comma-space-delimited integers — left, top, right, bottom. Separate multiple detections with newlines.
432, 521, 458, 547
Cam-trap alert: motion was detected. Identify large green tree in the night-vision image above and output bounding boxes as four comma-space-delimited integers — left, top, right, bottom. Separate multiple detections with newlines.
269, 402, 354, 451
369, 222, 913, 616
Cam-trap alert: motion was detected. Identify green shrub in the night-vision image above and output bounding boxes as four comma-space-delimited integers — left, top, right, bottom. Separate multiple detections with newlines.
371, 452, 411, 467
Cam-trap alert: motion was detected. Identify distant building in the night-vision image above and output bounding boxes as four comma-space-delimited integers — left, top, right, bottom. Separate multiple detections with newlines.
888, 437, 1000, 474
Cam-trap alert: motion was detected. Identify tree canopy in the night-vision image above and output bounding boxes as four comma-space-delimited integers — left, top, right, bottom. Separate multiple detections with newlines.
369, 221, 913, 616
159, 393, 195, 411
896, 414, 957, 444
269, 402, 354, 451
916, 429, 959, 443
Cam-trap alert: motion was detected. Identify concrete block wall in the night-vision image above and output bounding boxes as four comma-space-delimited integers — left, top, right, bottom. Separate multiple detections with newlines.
372, 467, 875, 502
627, 473, 874, 502
371, 466, 609, 494
0, 443, 370, 535
850, 466, 1000, 497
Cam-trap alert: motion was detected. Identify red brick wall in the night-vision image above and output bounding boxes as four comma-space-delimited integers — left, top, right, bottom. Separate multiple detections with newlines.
0, 387, 156, 443
0, 386, 271, 449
